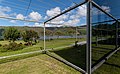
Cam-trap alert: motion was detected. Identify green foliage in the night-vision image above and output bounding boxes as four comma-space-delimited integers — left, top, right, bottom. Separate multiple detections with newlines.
4, 27, 20, 42
2, 42, 25, 51
22, 30, 39, 43
0, 28, 4, 36
0, 44, 2, 47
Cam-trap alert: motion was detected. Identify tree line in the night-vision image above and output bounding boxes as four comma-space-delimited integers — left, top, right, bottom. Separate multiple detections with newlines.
3, 27, 39, 44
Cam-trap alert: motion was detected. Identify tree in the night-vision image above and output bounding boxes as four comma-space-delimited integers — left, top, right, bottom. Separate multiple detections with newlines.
31, 30, 39, 43
4, 27, 20, 42
0, 28, 4, 36
0, 28, 4, 40
22, 30, 39, 43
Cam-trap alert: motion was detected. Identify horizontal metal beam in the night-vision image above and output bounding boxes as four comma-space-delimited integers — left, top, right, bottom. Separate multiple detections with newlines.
0, 16, 42, 23
46, 51, 87, 74
0, 16, 69, 26
44, 1, 87, 23
92, 19, 120, 25
92, 47, 120, 72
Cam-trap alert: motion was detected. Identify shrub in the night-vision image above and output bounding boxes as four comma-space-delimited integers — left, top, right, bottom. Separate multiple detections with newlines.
2, 42, 25, 51
1, 44, 8, 52
0, 39, 4, 41
24, 42, 32, 46
0, 44, 2, 47
40, 47, 43, 50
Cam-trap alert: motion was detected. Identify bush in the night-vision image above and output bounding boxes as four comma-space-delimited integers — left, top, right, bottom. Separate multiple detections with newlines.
2, 42, 25, 51
0, 44, 2, 47
0, 39, 4, 41
24, 42, 32, 46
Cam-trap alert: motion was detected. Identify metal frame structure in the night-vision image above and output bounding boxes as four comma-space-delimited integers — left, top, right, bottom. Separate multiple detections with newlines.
44, 0, 89, 74
91, 0, 120, 73
43, 0, 89, 74
86, 0, 92, 74
0, 0, 119, 74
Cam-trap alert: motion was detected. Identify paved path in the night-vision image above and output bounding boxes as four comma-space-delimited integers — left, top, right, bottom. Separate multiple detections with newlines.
0, 41, 86, 60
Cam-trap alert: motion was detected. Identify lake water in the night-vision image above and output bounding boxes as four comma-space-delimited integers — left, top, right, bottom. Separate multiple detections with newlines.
39, 35, 86, 40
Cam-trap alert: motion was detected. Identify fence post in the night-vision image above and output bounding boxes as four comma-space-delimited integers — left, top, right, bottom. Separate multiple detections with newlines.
86, 0, 92, 74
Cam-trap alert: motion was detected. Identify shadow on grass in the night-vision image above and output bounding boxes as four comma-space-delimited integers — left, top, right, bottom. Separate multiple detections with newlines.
95, 38, 116, 45
53, 45, 86, 70
92, 46, 113, 50
92, 59, 120, 68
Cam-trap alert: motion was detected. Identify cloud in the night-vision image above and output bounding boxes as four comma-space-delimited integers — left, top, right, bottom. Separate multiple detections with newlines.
92, 6, 110, 15
46, 7, 69, 24
101, 6, 110, 12
69, 5, 87, 19
33, 22, 62, 27
44, 16, 48, 20
46, 7, 61, 17
34, 23, 41, 27
16, 14, 24, 20
10, 20, 16, 23
63, 19, 80, 26
0, 6, 11, 12
0, 6, 11, 17
77, 5, 87, 17
29, 11, 42, 21
50, 14, 68, 23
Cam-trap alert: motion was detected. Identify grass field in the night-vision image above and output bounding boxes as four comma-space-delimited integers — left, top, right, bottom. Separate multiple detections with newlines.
0, 38, 120, 74
0, 38, 85, 56
0, 38, 85, 74
0, 54, 80, 74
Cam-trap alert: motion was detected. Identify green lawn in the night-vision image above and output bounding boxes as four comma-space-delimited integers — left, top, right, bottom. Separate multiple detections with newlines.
0, 38, 119, 74
0, 38, 85, 74
0, 54, 80, 74
0, 38, 85, 56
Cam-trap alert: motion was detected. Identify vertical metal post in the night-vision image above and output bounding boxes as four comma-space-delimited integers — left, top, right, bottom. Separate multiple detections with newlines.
86, 0, 92, 74
44, 23, 46, 51
116, 21, 118, 48
76, 26, 78, 41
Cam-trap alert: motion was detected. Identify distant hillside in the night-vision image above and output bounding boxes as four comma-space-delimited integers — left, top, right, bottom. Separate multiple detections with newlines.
0, 26, 86, 36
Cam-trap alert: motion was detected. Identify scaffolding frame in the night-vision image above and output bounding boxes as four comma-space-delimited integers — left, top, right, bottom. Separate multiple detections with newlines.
0, 0, 120, 74
43, 0, 88, 74
91, 0, 120, 73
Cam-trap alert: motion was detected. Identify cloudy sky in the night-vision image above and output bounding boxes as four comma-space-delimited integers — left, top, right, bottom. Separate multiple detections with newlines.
0, 0, 87, 27
0, 0, 118, 27
93, 0, 120, 21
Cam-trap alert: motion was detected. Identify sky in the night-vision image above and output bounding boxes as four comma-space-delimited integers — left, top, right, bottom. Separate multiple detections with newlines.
93, 0, 120, 20
0, 0, 86, 27
0, 0, 119, 27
